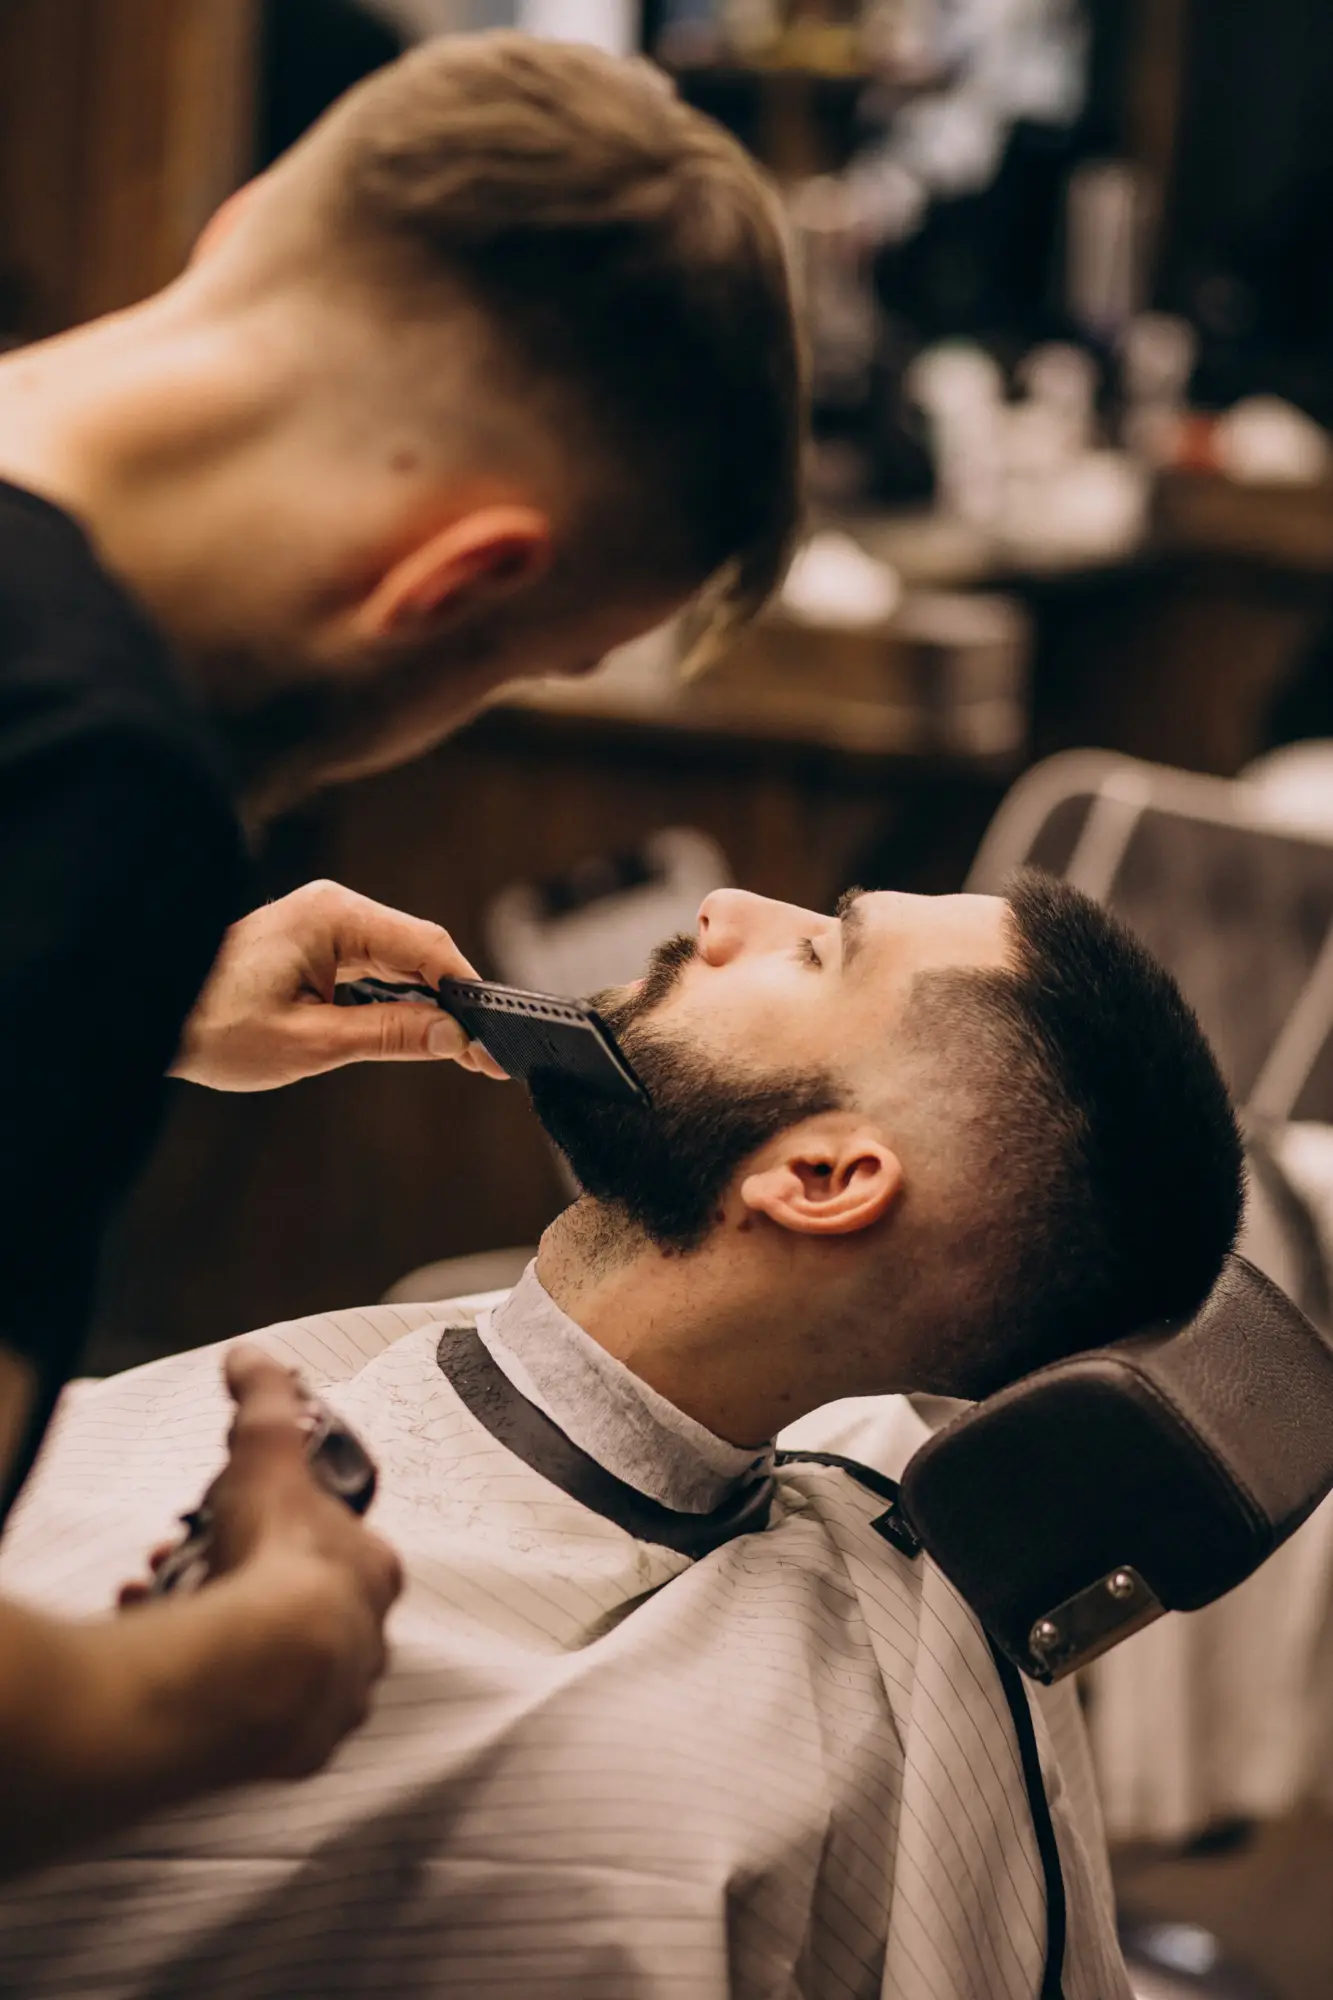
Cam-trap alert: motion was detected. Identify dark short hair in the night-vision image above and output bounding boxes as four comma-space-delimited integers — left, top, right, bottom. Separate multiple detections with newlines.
910, 870, 1245, 1386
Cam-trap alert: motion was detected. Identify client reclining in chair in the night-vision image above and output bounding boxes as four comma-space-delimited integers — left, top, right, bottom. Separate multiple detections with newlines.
0, 873, 1243, 2000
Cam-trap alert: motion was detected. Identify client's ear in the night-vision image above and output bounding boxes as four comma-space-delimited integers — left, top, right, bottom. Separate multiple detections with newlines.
740, 1116, 902, 1238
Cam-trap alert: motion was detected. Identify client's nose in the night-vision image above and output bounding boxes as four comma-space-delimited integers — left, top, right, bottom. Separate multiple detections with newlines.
697, 889, 818, 966
696, 888, 765, 966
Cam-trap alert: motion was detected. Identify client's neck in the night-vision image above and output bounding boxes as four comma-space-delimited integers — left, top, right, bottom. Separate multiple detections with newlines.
536, 1198, 863, 1450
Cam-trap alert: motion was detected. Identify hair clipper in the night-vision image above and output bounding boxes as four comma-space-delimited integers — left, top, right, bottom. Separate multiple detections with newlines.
149, 1390, 378, 1597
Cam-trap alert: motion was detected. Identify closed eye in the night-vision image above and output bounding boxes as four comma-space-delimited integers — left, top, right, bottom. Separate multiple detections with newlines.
796, 937, 823, 968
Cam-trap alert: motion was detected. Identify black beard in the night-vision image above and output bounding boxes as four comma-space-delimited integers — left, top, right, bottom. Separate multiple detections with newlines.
529, 959, 840, 1250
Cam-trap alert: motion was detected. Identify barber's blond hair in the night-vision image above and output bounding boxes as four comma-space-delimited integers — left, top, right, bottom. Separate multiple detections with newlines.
287, 33, 804, 657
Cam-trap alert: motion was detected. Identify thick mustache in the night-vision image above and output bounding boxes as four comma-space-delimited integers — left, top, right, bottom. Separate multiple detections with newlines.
641, 931, 697, 1000
594, 931, 697, 1031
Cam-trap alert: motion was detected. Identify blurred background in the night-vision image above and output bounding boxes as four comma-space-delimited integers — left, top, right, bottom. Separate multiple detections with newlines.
6, 4, 1333, 1991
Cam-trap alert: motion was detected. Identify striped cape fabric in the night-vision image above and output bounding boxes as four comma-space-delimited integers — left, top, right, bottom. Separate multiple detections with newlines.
0, 1294, 1130, 2000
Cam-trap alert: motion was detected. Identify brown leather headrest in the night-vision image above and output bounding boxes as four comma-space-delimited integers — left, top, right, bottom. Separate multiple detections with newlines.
886, 1256, 1333, 1680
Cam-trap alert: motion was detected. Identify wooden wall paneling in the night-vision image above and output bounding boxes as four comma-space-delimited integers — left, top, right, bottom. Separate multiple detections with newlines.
76, 0, 260, 320
0, 0, 91, 333
0, 0, 258, 337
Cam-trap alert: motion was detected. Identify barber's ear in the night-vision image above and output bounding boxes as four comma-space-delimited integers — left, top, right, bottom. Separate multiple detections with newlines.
740, 1118, 902, 1238
352, 507, 552, 642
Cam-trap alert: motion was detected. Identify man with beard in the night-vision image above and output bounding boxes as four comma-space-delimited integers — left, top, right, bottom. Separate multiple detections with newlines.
0, 874, 1241, 2000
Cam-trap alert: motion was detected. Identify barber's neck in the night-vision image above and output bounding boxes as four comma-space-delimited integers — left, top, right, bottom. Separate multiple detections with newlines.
0, 279, 378, 710
536, 1196, 891, 1450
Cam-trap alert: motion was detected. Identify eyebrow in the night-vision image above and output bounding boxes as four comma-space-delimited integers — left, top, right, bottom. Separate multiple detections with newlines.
836, 887, 868, 970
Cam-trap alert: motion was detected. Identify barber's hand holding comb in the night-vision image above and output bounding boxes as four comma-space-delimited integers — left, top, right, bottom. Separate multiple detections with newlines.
172, 879, 507, 1090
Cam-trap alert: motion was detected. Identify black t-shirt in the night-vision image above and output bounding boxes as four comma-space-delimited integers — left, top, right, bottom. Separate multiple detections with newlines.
0, 481, 251, 1516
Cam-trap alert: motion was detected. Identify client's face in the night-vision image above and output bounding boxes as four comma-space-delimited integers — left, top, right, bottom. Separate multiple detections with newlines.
531, 888, 1011, 1248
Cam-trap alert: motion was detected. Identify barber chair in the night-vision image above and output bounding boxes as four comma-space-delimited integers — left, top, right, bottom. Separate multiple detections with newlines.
884, 1253, 1333, 1684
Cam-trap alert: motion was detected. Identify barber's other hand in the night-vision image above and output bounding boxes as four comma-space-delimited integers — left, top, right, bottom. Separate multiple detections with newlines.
171, 879, 507, 1089
121, 1346, 404, 1782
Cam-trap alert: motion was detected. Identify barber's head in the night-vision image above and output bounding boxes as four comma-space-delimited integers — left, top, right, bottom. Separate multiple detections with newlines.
533, 872, 1244, 1398
128, 35, 799, 812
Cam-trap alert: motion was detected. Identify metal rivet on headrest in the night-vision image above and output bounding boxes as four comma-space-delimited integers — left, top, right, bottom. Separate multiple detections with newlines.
1108, 1570, 1136, 1599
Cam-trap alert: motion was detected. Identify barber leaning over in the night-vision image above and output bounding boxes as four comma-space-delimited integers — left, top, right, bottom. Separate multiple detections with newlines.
0, 34, 802, 1880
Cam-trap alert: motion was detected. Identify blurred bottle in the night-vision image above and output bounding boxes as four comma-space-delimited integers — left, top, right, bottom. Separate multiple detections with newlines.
1118, 313, 1198, 466
1017, 341, 1098, 457
905, 341, 1006, 527
1064, 158, 1154, 350
790, 174, 883, 502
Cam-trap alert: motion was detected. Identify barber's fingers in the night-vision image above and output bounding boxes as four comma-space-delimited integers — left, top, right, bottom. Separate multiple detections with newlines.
456, 1040, 510, 1081
281, 998, 510, 1078
223, 1346, 314, 1480
278, 881, 509, 1078
118, 1540, 175, 1609
294, 881, 481, 988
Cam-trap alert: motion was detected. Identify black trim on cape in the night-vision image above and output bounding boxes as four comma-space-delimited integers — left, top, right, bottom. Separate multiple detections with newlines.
987, 1642, 1070, 2000
435, 1323, 774, 1557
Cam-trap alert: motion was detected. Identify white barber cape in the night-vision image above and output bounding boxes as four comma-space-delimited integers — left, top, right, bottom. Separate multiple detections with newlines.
0, 1269, 1128, 2000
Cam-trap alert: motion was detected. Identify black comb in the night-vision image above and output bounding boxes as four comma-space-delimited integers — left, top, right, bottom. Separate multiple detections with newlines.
334, 976, 648, 1105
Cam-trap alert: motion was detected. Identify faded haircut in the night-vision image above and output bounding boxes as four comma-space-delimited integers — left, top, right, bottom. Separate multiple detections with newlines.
279, 33, 804, 657
903, 870, 1245, 1390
